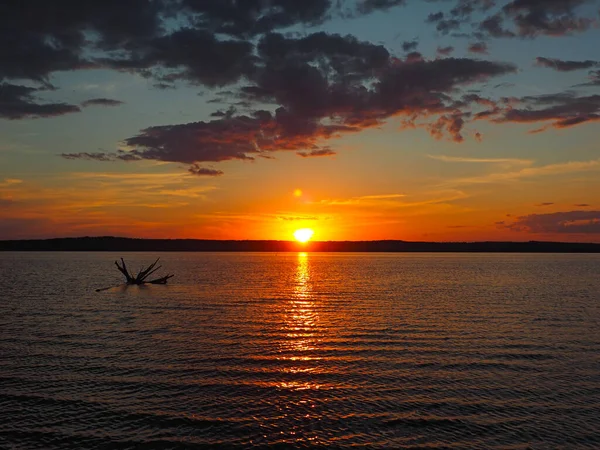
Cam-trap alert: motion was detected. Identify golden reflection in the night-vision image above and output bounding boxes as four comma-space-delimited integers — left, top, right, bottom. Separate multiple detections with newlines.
277, 252, 323, 389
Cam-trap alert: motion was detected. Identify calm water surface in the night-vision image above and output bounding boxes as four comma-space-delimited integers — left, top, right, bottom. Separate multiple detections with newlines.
1, 252, 599, 449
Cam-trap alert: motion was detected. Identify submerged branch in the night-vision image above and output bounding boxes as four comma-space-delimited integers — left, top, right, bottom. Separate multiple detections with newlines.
135, 257, 161, 282
146, 274, 175, 284
99, 258, 174, 291
115, 258, 134, 283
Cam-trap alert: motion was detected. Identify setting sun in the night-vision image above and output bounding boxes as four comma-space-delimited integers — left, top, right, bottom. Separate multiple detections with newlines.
294, 228, 314, 243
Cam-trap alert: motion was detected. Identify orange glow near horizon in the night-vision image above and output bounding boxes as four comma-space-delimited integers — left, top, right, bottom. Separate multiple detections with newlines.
294, 228, 314, 243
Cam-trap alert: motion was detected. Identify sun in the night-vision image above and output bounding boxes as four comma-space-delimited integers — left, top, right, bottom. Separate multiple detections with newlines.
294, 228, 314, 243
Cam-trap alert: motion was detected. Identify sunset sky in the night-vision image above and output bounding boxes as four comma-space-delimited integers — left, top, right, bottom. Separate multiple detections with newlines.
1, 0, 600, 242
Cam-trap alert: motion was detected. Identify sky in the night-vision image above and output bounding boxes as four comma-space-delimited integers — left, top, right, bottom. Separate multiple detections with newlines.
1, 0, 600, 242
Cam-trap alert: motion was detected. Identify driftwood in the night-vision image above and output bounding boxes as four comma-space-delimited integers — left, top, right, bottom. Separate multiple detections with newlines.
96, 257, 174, 292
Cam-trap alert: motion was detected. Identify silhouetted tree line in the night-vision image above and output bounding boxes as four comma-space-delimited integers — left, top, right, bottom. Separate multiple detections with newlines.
1, 237, 599, 252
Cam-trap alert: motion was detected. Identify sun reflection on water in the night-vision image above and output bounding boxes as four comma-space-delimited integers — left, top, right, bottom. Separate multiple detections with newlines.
277, 252, 323, 389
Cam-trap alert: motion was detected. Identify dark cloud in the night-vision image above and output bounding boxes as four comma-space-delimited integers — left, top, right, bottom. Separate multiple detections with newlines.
468, 42, 489, 54
250, 35, 515, 124
479, 14, 516, 37
403, 51, 422, 63
0, 0, 163, 83
427, 11, 445, 23
427, 0, 497, 35
99, 28, 255, 88
505, 210, 600, 234
119, 110, 347, 167
536, 202, 554, 206
4, 0, 557, 177
0, 83, 80, 119
0, 0, 338, 94
1, 0, 592, 97
437, 46, 455, 56
427, 113, 467, 142
432, 18, 463, 34
356, 0, 407, 14
61, 152, 115, 162
153, 82, 176, 90
575, 203, 591, 207
81, 98, 124, 107
0, 0, 426, 97
428, 0, 596, 39
402, 40, 419, 52
65, 52, 514, 172
535, 57, 599, 72
487, 92, 600, 130
179, 0, 333, 37
578, 70, 600, 87
450, 0, 496, 17
502, 0, 595, 37
297, 149, 337, 157
188, 164, 224, 176
61, 150, 141, 162
256, 32, 391, 83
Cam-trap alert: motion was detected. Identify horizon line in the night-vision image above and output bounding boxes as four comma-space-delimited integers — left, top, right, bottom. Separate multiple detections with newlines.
1, 236, 600, 245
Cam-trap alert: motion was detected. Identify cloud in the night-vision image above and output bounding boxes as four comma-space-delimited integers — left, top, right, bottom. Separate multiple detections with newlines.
356, 0, 407, 15
81, 98, 124, 107
535, 57, 599, 72
180, 0, 334, 37
578, 70, 600, 87
0, 83, 80, 120
0, 178, 23, 187
61, 150, 141, 162
428, 155, 532, 165
355, 194, 406, 200
98, 28, 256, 88
61, 152, 115, 162
504, 210, 600, 234
0, 0, 163, 84
456, 158, 600, 184
316, 190, 466, 210
536, 202, 554, 206
66, 52, 514, 173
479, 14, 516, 38
1, 1, 525, 178
427, 113, 466, 142
490, 92, 600, 130
6, 171, 217, 208
468, 42, 489, 54
317, 193, 407, 206
428, 0, 596, 39
297, 149, 336, 158
402, 40, 419, 52
575, 203, 591, 207
501, 0, 595, 37
437, 46, 455, 56
0, 1, 335, 92
188, 164, 224, 176
279, 215, 319, 221
11, 0, 595, 183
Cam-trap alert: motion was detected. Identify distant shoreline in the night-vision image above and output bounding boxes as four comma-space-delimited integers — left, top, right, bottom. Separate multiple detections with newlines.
1, 237, 599, 253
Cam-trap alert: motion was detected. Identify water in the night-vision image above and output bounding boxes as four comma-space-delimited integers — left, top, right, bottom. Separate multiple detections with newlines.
1, 252, 599, 449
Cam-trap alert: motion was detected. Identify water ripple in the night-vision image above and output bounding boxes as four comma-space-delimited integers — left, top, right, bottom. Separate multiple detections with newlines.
1, 252, 599, 449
